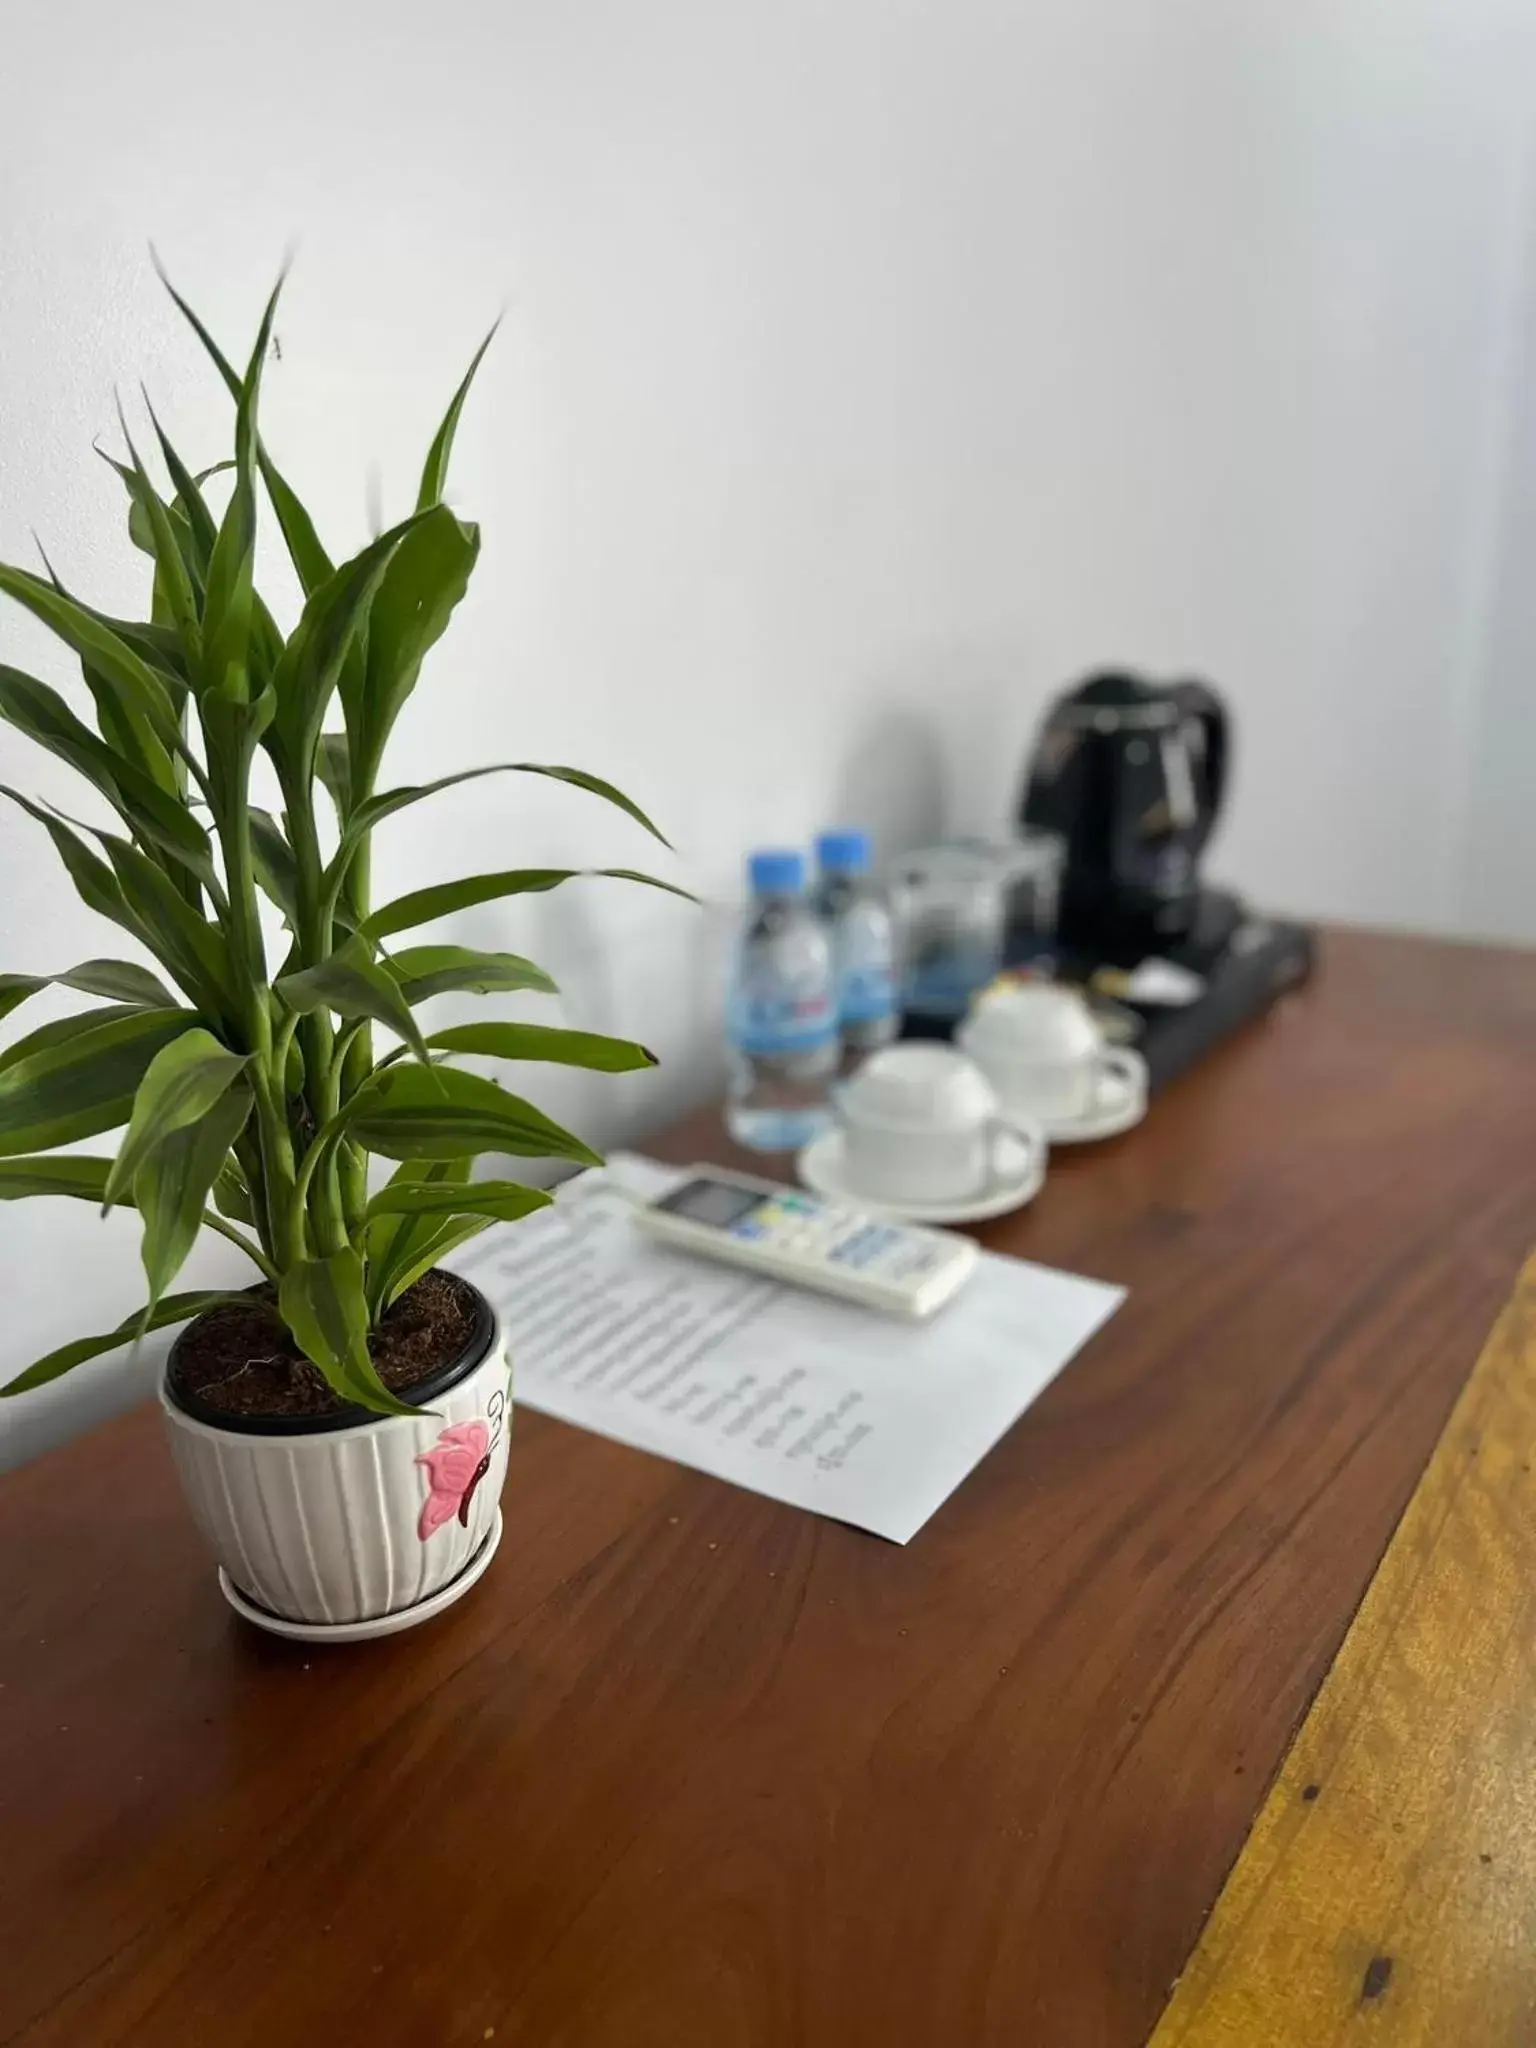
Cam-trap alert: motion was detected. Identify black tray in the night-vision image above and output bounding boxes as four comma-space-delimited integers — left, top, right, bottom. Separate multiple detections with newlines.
901, 899, 1316, 1095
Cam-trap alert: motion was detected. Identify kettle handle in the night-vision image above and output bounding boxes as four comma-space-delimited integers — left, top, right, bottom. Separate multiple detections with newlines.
1170, 679, 1228, 844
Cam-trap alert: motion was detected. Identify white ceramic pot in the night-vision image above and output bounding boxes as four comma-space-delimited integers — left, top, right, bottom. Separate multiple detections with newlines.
160, 1295, 510, 1631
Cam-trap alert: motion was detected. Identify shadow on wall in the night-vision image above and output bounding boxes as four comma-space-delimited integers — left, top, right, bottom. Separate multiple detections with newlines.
839, 640, 1043, 850
512, 879, 730, 1147
829, 706, 947, 858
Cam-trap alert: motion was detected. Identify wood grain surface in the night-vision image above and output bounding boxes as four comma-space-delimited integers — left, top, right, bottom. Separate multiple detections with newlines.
1149, 1246, 1536, 2046
3, 928, 1536, 2048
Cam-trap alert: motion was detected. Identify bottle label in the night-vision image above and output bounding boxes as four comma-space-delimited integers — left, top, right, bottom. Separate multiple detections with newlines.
730, 982, 836, 1058
835, 924, 896, 1025
839, 964, 895, 1023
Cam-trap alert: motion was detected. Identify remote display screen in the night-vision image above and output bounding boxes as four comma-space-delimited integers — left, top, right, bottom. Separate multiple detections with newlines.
654, 1178, 768, 1230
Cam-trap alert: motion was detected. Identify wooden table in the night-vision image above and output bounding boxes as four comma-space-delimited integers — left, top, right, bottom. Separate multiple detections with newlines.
4, 927, 1536, 2048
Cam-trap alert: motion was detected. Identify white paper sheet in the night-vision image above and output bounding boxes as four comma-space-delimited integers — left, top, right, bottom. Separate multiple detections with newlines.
450, 1153, 1125, 1543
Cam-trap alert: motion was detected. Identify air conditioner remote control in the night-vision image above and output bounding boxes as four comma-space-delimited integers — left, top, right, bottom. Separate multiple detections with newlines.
632, 1165, 978, 1319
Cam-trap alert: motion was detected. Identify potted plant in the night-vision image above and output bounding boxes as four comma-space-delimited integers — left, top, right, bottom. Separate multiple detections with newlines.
0, 266, 684, 1639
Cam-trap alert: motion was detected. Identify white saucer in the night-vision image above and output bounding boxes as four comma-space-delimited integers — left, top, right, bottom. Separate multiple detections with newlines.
797, 1123, 1046, 1226
1033, 1061, 1147, 1145
218, 1509, 503, 1643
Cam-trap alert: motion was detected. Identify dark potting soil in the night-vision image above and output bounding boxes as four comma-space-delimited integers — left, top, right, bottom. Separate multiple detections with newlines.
173, 1269, 482, 1420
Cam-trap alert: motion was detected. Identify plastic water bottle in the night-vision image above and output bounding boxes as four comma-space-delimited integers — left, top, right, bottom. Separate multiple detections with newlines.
726, 850, 838, 1151
813, 829, 899, 1068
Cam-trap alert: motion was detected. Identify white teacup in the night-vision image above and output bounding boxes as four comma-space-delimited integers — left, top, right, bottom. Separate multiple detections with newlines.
958, 983, 1147, 1123
836, 1043, 1033, 1205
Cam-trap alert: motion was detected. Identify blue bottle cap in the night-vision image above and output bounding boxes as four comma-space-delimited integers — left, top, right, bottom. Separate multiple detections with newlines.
748, 849, 806, 895
815, 829, 871, 874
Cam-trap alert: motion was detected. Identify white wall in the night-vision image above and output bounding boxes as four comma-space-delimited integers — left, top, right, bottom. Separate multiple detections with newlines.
1453, 134, 1536, 946
2, 0, 1532, 1460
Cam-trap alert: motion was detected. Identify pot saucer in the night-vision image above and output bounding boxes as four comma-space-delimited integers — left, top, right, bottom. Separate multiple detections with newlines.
218, 1508, 503, 1643
796, 1123, 1046, 1226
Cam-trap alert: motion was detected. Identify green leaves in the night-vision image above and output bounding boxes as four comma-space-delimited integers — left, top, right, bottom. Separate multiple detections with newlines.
343, 507, 479, 784
104, 408, 201, 660
154, 256, 334, 602
0, 959, 176, 1024
0, 1006, 192, 1157
342, 1063, 602, 1166
427, 1021, 656, 1072
261, 458, 334, 601
417, 323, 497, 511
277, 939, 428, 1061
387, 945, 557, 1006
0, 666, 215, 886
119, 455, 206, 585
366, 1177, 552, 1224
503, 764, 672, 846
0, 787, 138, 934
213, 1157, 256, 1225
0, 1291, 247, 1398
377, 1214, 493, 1311
249, 809, 300, 924
0, 571, 182, 756
200, 270, 283, 706
0, 267, 676, 1419
363, 1159, 461, 1315
337, 765, 515, 851
365, 868, 572, 938
279, 1250, 420, 1416
134, 1083, 253, 1312
143, 401, 226, 573
315, 734, 351, 817
269, 510, 432, 778
319, 328, 496, 796
102, 1026, 250, 1211
103, 837, 237, 1013
0, 1155, 114, 1201
0, 1004, 144, 1078
78, 1022, 255, 1307
361, 1155, 506, 1313
363, 865, 693, 940
336, 760, 671, 867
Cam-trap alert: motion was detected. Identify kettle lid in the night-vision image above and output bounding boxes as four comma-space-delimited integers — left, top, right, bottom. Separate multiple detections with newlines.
1051, 669, 1181, 732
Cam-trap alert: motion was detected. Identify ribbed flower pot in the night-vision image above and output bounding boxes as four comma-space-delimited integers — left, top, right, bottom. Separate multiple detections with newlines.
160, 1279, 510, 1640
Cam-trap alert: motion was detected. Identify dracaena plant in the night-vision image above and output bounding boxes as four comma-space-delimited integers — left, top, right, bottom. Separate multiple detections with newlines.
0, 267, 683, 1414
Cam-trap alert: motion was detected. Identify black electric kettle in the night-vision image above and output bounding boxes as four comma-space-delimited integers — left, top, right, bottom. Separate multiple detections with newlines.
1019, 671, 1229, 963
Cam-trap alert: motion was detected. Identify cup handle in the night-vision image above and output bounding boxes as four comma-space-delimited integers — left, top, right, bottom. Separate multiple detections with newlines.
988, 1110, 1048, 1175
1092, 1046, 1148, 1110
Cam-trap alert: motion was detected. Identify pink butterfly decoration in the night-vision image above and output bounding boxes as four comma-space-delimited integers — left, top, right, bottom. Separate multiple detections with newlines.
415, 1420, 492, 1540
